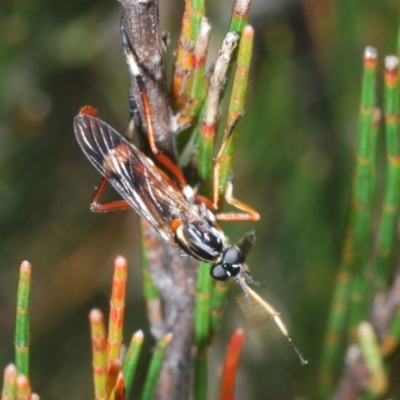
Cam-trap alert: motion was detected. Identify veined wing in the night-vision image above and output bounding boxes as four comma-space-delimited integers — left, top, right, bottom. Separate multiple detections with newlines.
73, 114, 201, 243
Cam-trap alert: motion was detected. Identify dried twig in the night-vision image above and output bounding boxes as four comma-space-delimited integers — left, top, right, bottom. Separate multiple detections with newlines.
141, 219, 197, 400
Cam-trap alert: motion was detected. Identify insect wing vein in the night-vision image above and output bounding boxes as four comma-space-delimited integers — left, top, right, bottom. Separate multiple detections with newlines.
73, 114, 200, 243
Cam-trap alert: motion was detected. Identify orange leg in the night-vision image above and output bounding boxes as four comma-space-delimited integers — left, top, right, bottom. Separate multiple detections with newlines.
211, 113, 260, 222
216, 180, 260, 221
155, 153, 187, 188
123, 27, 158, 156
122, 24, 188, 189
194, 194, 216, 210
90, 178, 132, 213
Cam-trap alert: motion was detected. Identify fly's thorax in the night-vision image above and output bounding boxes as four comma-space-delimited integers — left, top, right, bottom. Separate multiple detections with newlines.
210, 246, 245, 281
174, 220, 224, 262
103, 144, 131, 174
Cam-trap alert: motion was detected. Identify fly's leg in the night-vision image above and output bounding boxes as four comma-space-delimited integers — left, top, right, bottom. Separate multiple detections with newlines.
212, 113, 260, 222
216, 177, 260, 221
121, 20, 158, 156
90, 178, 132, 212
121, 20, 188, 189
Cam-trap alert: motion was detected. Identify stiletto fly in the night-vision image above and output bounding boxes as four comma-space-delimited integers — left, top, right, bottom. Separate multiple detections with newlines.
74, 108, 260, 293
74, 19, 263, 293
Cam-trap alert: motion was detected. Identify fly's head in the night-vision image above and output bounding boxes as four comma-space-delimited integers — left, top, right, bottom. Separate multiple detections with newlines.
174, 220, 224, 262
210, 246, 244, 281
210, 245, 263, 304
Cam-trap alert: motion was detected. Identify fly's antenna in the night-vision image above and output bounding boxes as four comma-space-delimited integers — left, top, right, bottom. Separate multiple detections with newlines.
245, 284, 308, 365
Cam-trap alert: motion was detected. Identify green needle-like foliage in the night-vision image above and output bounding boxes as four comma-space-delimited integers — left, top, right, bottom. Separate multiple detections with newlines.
228, 0, 250, 34
218, 25, 254, 197
319, 245, 352, 397
189, 0, 206, 44
194, 261, 213, 400
140, 333, 172, 400
14, 261, 32, 378
122, 331, 144, 398
320, 48, 378, 397
210, 280, 229, 341
320, 15, 400, 394
347, 47, 378, 337
374, 56, 400, 292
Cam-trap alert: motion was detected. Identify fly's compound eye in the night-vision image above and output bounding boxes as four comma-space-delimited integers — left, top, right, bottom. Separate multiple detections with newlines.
222, 246, 245, 265
210, 246, 244, 281
210, 264, 230, 281
175, 222, 223, 262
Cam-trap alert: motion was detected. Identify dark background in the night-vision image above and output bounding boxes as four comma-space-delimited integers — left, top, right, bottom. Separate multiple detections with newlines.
1, 0, 399, 398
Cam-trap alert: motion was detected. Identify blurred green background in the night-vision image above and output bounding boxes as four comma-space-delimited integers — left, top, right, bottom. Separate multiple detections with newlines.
1, 0, 400, 398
